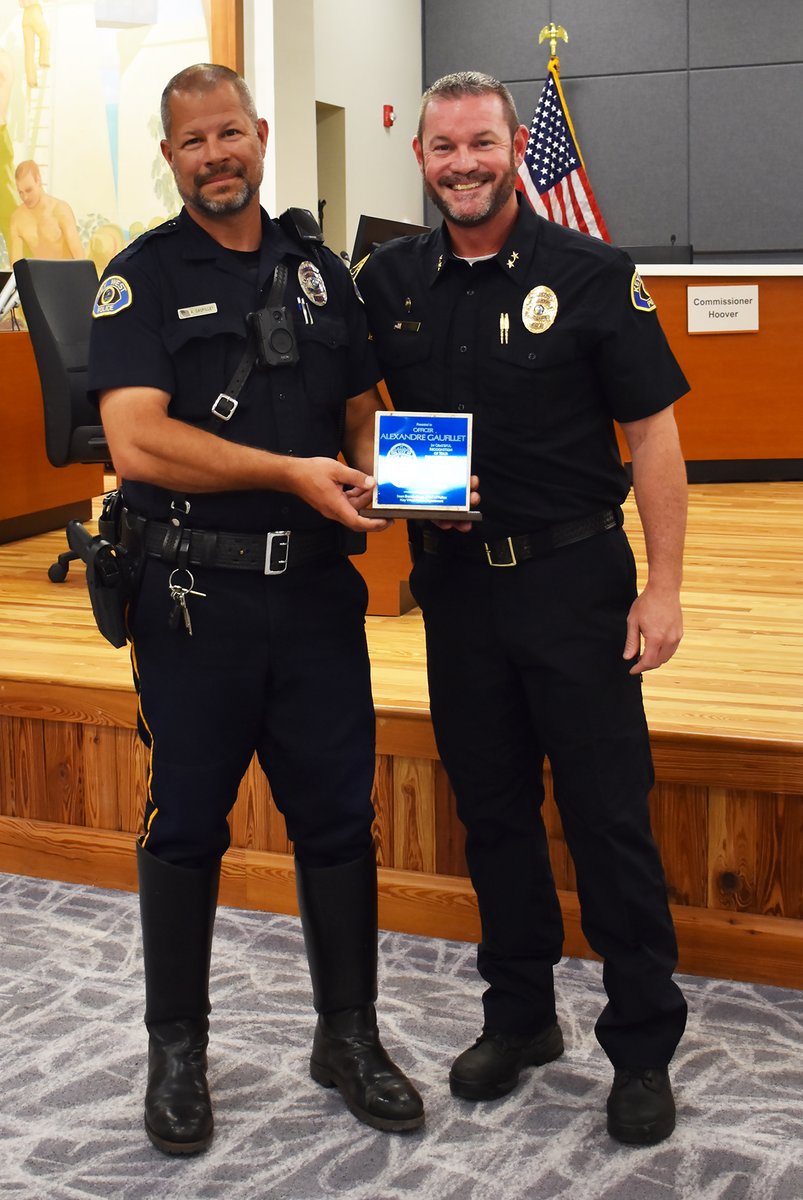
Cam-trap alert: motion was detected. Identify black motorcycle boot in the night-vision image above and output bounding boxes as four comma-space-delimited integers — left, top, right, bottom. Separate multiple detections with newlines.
295, 847, 424, 1132
137, 843, 220, 1155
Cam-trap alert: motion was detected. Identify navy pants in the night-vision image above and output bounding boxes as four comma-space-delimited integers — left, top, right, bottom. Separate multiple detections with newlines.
128, 553, 376, 870
410, 526, 687, 1069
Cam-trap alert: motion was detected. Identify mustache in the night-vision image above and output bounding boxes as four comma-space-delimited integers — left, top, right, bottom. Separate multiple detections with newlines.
194, 164, 247, 187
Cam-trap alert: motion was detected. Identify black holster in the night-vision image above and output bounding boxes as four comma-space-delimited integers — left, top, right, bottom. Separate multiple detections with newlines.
68, 490, 144, 648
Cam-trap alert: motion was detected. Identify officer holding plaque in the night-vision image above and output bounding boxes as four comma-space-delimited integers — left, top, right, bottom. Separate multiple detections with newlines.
355, 71, 690, 1145
88, 64, 423, 1155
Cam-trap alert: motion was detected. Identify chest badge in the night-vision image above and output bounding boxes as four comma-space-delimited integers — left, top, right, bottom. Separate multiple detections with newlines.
298, 260, 327, 307
522, 285, 558, 334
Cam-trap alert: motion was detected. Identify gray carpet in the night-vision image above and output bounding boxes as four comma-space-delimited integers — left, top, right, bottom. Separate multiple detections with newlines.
0, 871, 801, 1200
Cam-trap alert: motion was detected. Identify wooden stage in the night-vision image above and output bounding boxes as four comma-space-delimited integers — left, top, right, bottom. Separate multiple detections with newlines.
0, 483, 801, 989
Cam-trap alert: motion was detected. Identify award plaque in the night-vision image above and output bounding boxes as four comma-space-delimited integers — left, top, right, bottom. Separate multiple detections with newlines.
365, 410, 482, 520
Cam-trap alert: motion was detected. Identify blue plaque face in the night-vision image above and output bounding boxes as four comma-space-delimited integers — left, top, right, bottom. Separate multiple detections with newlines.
371, 411, 475, 516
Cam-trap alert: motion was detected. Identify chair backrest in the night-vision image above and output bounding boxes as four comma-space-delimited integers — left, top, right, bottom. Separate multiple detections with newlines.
13, 258, 108, 467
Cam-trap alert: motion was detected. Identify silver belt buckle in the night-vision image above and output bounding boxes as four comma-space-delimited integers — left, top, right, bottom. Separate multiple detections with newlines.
264, 530, 290, 574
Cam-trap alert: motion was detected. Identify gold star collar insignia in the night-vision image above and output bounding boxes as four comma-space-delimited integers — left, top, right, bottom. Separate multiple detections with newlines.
506, 251, 520, 269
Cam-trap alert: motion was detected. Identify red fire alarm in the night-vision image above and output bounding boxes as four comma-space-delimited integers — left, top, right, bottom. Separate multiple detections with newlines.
383, 104, 396, 128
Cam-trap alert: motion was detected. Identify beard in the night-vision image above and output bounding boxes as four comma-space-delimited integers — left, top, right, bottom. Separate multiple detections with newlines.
177, 161, 262, 217
424, 156, 518, 227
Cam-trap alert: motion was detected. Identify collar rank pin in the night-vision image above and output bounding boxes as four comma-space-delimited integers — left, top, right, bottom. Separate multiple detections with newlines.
507, 251, 520, 269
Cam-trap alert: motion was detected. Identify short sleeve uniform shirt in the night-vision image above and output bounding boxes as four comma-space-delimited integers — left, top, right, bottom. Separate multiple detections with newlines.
356, 199, 690, 538
88, 207, 379, 532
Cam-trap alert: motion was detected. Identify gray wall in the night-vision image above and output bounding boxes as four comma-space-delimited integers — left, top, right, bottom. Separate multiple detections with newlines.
422, 0, 803, 260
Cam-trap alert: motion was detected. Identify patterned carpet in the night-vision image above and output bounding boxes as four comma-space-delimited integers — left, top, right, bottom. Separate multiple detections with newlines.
0, 871, 801, 1200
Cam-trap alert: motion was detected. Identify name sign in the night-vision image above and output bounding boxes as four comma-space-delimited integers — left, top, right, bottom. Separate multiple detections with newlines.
687, 285, 759, 334
367, 410, 481, 520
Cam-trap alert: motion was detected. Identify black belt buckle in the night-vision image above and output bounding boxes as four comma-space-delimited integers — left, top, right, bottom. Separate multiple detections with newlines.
264, 530, 290, 574
484, 537, 518, 567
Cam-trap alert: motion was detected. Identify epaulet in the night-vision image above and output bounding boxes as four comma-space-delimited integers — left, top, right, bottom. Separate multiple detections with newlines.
115, 216, 181, 263
278, 207, 324, 248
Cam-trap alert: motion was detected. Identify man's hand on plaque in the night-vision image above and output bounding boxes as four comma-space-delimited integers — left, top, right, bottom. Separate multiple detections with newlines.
432, 476, 480, 532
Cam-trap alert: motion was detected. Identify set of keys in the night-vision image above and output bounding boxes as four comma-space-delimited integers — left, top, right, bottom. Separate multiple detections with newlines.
167, 568, 206, 636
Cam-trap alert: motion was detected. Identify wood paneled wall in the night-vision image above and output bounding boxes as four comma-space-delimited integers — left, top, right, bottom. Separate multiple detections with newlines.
1, 702, 801, 989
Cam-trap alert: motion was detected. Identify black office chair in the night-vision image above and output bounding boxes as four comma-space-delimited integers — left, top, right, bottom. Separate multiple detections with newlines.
13, 258, 111, 581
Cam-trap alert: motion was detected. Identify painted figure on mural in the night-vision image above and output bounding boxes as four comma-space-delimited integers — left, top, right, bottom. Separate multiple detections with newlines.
18, 0, 49, 88
9, 159, 84, 261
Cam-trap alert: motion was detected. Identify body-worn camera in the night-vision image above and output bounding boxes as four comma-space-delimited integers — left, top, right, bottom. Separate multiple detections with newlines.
248, 306, 299, 367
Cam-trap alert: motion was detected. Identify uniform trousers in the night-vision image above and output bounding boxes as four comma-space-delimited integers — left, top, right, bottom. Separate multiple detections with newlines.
410, 525, 687, 1069
128, 550, 376, 870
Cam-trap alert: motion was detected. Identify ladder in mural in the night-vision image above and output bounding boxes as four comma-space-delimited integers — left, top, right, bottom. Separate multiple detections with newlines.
26, 64, 52, 185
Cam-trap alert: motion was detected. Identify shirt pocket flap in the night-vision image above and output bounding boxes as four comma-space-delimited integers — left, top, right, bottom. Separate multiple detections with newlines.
295, 311, 349, 350
162, 311, 245, 353
373, 327, 433, 369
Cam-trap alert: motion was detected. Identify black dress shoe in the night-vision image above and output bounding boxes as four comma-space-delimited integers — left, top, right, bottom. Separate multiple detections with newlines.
449, 1023, 564, 1100
144, 1019, 213, 1155
606, 1067, 676, 1145
310, 1005, 425, 1132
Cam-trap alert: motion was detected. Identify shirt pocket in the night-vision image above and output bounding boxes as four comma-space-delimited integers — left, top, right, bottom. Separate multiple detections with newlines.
294, 311, 351, 434
371, 328, 436, 408
486, 331, 599, 441
161, 311, 247, 421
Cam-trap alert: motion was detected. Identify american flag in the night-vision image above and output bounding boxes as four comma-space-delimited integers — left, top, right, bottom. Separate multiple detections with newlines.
516, 58, 610, 242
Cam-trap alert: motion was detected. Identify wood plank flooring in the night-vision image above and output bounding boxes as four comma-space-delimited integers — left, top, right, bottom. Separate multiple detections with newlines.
1, 482, 801, 749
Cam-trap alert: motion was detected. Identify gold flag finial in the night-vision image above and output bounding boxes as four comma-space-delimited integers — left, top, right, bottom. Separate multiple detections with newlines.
539, 23, 568, 59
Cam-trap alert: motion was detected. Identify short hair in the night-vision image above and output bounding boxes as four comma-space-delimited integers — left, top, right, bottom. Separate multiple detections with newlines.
15, 159, 41, 183
417, 71, 519, 143
160, 63, 259, 140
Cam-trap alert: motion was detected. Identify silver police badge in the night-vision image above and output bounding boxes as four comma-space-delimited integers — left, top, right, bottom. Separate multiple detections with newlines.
298, 260, 327, 307
522, 285, 558, 334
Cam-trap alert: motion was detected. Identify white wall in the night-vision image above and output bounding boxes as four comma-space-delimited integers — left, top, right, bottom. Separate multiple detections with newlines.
244, 0, 424, 249
242, 0, 276, 217
313, 0, 424, 248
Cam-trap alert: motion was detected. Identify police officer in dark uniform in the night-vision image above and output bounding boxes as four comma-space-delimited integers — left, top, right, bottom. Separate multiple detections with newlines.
87, 63, 423, 1155
355, 71, 690, 1145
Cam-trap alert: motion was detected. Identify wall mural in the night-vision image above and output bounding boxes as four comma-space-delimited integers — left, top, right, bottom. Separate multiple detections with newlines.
0, 0, 212, 276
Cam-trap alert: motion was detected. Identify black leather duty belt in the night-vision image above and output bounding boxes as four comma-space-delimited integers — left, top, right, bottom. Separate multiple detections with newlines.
121, 516, 346, 575
416, 507, 624, 567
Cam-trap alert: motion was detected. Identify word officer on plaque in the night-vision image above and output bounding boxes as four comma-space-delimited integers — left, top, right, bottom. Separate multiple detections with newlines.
366, 410, 481, 521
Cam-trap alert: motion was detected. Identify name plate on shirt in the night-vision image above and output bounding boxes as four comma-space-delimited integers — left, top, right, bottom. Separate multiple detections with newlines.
364, 410, 481, 520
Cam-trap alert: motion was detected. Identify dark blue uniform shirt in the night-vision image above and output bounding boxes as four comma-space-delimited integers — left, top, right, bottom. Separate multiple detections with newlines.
88, 207, 379, 532
355, 198, 690, 539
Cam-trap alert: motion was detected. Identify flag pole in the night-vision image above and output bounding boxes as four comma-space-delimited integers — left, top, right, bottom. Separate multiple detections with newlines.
518, 21, 611, 240
538, 23, 588, 172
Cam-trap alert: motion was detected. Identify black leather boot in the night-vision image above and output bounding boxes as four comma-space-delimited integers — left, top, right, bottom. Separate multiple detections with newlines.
607, 1066, 676, 1145
449, 1023, 565, 1100
137, 843, 219, 1155
295, 848, 424, 1132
